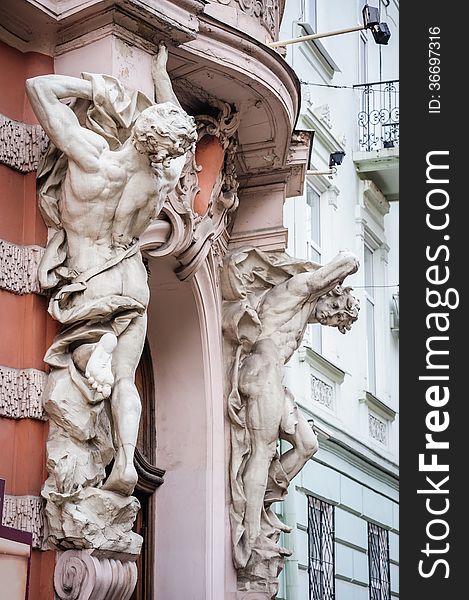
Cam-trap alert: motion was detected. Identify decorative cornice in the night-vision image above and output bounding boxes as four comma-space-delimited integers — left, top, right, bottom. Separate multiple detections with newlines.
363, 179, 390, 217
0, 239, 45, 295
0, 113, 48, 173
303, 347, 346, 384
360, 391, 396, 421
0, 365, 47, 421
301, 106, 345, 156
2, 495, 44, 549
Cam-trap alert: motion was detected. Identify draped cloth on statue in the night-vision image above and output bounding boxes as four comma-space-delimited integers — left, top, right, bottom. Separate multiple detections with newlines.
222, 247, 322, 569
37, 73, 152, 289
36, 74, 152, 555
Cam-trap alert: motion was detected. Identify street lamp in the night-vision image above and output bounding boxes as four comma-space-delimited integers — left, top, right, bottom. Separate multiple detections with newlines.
307, 151, 346, 178
267, 4, 391, 49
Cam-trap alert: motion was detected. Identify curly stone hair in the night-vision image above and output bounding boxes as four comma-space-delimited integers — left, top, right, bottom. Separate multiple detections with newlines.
132, 102, 197, 166
325, 284, 360, 334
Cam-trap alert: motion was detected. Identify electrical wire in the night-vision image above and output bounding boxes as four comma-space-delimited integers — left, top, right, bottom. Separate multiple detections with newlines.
300, 80, 399, 90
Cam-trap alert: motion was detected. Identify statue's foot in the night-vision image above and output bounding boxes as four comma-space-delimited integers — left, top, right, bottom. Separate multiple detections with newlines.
85, 333, 117, 399
102, 464, 138, 496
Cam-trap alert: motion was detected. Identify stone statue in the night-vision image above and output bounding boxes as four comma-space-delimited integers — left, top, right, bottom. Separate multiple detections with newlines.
26, 43, 197, 556
222, 246, 360, 597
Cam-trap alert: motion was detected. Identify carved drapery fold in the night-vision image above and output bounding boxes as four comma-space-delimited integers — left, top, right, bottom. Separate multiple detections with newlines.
0, 365, 47, 420
0, 113, 48, 173
2, 495, 44, 549
0, 239, 45, 295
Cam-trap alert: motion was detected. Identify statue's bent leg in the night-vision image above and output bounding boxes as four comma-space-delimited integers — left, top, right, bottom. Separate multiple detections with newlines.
278, 410, 318, 481
102, 314, 147, 496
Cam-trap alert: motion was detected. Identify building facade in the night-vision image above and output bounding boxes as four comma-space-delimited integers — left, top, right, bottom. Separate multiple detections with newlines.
0, 1, 397, 599
277, 1, 399, 599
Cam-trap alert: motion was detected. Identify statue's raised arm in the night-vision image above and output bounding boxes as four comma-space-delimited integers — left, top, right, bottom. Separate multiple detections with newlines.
27, 43, 198, 564
152, 41, 183, 108
25, 75, 107, 172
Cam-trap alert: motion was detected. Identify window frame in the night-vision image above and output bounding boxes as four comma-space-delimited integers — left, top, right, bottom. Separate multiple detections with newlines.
305, 181, 323, 353
307, 496, 335, 600
303, 0, 318, 32
368, 522, 392, 600
364, 241, 377, 395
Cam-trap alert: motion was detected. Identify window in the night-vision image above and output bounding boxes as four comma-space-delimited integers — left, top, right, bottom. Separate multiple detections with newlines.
364, 243, 376, 395
306, 183, 322, 353
306, 183, 321, 263
368, 523, 391, 600
308, 496, 335, 600
303, 0, 317, 32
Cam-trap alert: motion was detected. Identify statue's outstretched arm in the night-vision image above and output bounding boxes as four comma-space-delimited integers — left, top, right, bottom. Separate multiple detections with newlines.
151, 41, 182, 109
26, 75, 105, 171
288, 251, 359, 299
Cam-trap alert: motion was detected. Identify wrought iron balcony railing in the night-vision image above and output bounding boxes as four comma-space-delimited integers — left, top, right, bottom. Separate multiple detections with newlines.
354, 79, 399, 151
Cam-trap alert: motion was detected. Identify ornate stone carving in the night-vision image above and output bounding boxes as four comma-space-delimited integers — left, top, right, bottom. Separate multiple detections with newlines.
0, 365, 47, 420
141, 100, 240, 279
26, 42, 197, 574
54, 550, 138, 600
310, 374, 333, 410
0, 113, 48, 173
222, 246, 360, 597
2, 495, 44, 549
315, 104, 332, 129
235, 0, 278, 36
369, 412, 387, 444
0, 239, 45, 295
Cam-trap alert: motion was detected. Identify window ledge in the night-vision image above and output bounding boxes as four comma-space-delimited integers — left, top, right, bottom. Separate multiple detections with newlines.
360, 391, 396, 421
302, 346, 346, 384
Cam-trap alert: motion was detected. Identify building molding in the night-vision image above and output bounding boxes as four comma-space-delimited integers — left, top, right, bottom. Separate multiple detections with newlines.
301, 105, 346, 157
302, 346, 346, 384
363, 179, 390, 217
0, 113, 48, 173
360, 390, 397, 422
2, 494, 44, 549
0, 365, 47, 421
0, 239, 45, 296
297, 402, 399, 486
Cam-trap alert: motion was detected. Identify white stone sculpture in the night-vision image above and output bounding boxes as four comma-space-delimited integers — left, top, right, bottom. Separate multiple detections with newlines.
25, 42, 197, 558
222, 246, 360, 598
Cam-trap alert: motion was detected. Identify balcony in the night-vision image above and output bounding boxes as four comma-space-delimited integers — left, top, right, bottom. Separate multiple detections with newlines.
353, 80, 399, 201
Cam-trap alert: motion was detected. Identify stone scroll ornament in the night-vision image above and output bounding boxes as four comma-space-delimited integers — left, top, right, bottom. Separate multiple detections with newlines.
25, 42, 197, 592
221, 246, 360, 598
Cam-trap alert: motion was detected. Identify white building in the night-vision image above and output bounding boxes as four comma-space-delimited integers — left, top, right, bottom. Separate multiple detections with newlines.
277, 2, 399, 599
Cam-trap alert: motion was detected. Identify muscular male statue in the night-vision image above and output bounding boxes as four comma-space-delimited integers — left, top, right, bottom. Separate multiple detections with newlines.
223, 247, 360, 577
26, 43, 197, 500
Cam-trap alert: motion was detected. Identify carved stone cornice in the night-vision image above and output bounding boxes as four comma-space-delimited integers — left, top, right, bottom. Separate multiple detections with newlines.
0, 365, 47, 421
209, 0, 280, 38
0, 239, 45, 295
0, 113, 48, 173
2, 494, 44, 549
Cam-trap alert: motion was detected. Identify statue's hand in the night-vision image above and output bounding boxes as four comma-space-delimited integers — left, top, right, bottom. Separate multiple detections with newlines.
339, 250, 360, 274
152, 41, 168, 80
